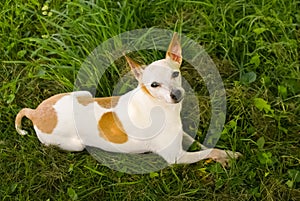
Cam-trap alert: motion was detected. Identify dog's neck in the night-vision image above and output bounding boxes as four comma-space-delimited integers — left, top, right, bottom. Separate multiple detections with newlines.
118, 84, 182, 131
133, 84, 182, 112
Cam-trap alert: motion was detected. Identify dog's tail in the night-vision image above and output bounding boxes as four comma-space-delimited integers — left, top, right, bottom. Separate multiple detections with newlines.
15, 108, 34, 135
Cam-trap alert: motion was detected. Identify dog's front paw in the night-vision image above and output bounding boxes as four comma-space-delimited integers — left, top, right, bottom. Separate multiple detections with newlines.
209, 149, 242, 167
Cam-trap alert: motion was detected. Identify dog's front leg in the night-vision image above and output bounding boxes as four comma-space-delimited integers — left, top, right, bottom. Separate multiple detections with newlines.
176, 149, 241, 167
182, 132, 208, 150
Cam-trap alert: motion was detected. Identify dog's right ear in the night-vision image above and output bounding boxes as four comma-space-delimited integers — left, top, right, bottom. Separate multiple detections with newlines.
166, 32, 182, 66
124, 55, 143, 82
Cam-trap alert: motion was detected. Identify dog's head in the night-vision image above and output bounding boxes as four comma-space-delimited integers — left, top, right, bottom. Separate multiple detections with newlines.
125, 33, 184, 104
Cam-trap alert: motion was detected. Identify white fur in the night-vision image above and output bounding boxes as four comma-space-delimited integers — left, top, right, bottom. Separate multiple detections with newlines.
17, 34, 241, 166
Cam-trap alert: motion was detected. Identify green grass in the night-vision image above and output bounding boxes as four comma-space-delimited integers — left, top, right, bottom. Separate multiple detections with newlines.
1, 0, 300, 200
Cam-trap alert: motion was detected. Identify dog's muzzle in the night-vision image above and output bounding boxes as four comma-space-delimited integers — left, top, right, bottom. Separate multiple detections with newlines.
170, 89, 184, 103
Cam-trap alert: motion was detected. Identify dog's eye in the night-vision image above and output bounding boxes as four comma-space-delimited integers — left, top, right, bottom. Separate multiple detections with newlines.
172, 71, 180, 78
151, 82, 160, 88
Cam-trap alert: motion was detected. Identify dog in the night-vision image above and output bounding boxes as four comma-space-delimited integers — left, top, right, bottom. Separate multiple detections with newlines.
15, 33, 241, 167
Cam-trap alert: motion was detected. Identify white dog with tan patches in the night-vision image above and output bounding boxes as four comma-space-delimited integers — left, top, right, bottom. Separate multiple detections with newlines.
15, 33, 241, 166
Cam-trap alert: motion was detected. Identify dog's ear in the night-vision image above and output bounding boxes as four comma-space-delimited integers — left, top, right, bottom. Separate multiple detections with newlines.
124, 55, 143, 82
166, 32, 182, 66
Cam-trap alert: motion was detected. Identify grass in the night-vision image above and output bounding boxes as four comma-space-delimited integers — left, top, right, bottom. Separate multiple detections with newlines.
0, 0, 299, 200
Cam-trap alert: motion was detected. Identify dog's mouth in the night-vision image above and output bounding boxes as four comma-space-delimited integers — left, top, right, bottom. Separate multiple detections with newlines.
171, 96, 184, 104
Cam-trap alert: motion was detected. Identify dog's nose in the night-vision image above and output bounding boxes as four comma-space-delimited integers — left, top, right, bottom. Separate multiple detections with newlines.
170, 89, 183, 103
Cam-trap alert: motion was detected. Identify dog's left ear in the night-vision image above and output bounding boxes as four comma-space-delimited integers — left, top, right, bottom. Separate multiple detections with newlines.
124, 55, 143, 82
166, 33, 182, 66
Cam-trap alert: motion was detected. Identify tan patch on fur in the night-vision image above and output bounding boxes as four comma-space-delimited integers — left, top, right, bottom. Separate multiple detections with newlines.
98, 112, 128, 144
94, 96, 120, 109
77, 96, 93, 106
141, 84, 153, 97
31, 93, 68, 134
77, 96, 120, 109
